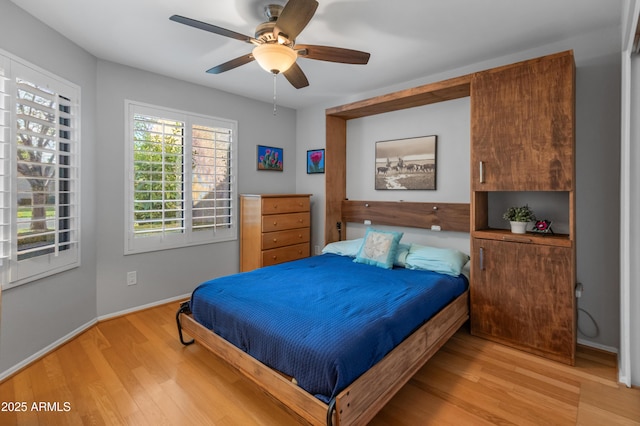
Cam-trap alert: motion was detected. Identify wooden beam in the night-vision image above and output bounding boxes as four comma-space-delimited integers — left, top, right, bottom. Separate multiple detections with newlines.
325, 115, 347, 244
325, 74, 472, 120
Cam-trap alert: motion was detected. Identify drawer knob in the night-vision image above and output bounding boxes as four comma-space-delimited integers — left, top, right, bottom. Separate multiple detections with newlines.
298, 219, 303, 223
273, 221, 278, 226
298, 234, 302, 238
273, 238, 278, 242
272, 255, 277, 260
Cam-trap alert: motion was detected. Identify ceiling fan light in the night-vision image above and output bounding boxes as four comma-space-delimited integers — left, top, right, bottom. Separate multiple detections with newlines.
252, 43, 297, 74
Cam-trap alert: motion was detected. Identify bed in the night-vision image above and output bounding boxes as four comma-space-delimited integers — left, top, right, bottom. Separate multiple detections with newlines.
177, 200, 470, 425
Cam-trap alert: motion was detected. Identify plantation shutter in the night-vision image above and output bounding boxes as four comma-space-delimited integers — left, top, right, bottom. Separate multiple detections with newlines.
125, 101, 237, 254
0, 57, 9, 271
10, 60, 80, 286
190, 123, 233, 231
131, 111, 186, 239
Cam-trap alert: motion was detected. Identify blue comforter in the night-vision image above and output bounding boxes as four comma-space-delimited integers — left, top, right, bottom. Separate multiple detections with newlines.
190, 253, 467, 403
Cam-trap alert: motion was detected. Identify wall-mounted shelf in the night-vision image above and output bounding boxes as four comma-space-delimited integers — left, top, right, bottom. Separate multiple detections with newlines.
472, 229, 572, 248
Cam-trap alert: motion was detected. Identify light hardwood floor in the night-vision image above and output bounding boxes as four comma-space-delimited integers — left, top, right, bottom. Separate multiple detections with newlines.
0, 302, 638, 425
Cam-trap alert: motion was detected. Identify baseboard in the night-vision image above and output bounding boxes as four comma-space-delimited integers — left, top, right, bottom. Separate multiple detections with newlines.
577, 338, 618, 355
0, 292, 192, 383
97, 293, 191, 321
0, 318, 97, 382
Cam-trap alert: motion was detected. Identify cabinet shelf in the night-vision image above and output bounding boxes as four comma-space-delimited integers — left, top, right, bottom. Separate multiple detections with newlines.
472, 228, 572, 247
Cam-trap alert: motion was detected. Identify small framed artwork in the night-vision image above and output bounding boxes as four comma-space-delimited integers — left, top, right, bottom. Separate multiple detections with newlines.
374, 135, 437, 190
307, 149, 325, 174
257, 145, 283, 171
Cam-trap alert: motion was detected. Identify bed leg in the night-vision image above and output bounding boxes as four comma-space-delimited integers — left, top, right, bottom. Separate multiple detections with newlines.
327, 398, 336, 426
176, 301, 195, 346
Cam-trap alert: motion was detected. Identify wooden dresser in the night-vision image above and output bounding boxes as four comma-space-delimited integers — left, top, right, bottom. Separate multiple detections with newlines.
240, 194, 311, 272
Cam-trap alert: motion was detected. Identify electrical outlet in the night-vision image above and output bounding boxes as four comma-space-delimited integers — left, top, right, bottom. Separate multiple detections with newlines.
127, 271, 137, 286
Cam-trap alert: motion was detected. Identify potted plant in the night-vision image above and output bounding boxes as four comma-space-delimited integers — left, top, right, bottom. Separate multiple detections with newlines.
502, 205, 536, 234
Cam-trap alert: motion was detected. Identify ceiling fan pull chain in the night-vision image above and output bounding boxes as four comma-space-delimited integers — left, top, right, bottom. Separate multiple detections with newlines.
273, 72, 278, 115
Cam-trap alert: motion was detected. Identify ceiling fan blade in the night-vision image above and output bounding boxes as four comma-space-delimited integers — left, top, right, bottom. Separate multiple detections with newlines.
296, 45, 370, 64
274, 0, 318, 41
283, 63, 309, 89
206, 54, 255, 74
170, 15, 258, 44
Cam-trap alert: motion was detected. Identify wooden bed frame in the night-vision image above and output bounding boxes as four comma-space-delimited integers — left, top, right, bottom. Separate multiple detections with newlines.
177, 199, 471, 425
178, 291, 468, 425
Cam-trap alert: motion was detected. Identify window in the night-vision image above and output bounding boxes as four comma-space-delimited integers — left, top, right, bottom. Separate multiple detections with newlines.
0, 51, 81, 289
125, 101, 237, 254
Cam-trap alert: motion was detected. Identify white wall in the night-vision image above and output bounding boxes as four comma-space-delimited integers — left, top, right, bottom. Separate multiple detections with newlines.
95, 60, 297, 316
296, 25, 623, 352
0, 0, 98, 374
574, 53, 622, 350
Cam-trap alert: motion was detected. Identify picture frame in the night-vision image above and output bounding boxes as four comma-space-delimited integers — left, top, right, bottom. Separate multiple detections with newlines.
257, 145, 283, 171
306, 149, 325, 174
375, 135, 437, 190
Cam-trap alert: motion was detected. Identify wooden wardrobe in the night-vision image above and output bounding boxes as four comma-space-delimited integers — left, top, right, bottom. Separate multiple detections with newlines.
470, 51, 576, 365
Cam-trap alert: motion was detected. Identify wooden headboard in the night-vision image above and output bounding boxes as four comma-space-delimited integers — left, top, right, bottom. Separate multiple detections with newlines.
341, 200, 470, 233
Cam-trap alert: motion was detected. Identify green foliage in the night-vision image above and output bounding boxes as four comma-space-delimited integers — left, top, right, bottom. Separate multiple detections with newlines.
133, 119, 184, 227
502, 205, 536, 222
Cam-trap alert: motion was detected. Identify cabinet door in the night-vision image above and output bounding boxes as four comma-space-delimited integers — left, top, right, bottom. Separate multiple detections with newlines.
471, 53, 574, 191
470, 238, 575, 364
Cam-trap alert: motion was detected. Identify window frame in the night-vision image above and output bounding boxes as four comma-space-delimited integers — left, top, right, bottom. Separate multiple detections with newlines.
1, 49, 81, 290
124, 100, 238, 255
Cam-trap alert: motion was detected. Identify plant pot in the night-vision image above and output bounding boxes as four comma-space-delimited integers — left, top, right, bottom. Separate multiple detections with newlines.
509, 221, 528, 234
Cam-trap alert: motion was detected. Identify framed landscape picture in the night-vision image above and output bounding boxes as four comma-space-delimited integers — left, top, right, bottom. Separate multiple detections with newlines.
257, 145, 283, 171
375, 135, 437, 190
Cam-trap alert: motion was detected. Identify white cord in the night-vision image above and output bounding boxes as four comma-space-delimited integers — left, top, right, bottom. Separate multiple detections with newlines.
273, 73, 277, 116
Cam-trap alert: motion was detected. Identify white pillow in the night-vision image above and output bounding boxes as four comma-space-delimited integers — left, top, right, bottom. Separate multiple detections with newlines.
321, 238, 363, 257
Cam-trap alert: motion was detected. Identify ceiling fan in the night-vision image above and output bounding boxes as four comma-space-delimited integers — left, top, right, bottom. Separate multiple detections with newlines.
169, 0, 370, 89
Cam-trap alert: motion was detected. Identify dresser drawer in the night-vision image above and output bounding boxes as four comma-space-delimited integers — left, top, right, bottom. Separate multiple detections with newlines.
262, 228, 310, 250
261, 197, 310, 215
262, 212, 309, 232
262, 243, 310, 266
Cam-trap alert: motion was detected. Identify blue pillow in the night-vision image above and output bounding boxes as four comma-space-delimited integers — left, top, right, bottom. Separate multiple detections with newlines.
405, 244, 470, 276
394, 243, 411, 267
354, 228, 403, 269
321, 238, 363, 257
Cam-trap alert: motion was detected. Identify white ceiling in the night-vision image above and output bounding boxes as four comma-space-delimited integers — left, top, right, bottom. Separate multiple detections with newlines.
10, 0, 622, 109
